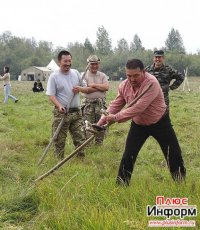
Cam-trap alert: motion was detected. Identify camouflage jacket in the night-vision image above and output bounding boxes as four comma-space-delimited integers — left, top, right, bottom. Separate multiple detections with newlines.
145, 64, 184, 107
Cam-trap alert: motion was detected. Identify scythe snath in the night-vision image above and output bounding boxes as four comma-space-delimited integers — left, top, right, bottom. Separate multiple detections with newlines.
37, 63, 90, 166
35, 82, 153, 183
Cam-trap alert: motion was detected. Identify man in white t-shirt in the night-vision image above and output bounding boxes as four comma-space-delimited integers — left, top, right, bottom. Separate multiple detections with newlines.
46, 50, 86, 159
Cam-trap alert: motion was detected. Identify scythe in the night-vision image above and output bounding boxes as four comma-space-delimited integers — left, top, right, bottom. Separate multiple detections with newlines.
37, 63, 90, 166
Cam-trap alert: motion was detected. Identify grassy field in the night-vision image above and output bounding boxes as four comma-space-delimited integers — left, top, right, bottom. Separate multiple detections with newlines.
0, 78, 200, 229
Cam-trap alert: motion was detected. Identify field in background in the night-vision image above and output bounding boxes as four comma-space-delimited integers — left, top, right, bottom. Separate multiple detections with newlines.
0, 78, 200, 229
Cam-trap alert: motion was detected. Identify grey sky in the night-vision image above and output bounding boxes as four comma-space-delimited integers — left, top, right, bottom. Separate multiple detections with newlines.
1, 0, 199, 53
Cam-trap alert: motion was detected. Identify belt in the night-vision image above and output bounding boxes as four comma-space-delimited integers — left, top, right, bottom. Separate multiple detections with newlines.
68, 108, 80, 113
85, 98, 104, 104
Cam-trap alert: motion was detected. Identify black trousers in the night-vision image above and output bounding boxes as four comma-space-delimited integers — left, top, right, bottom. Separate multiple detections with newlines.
32, 87, 44, 92
117, 114, 186, 185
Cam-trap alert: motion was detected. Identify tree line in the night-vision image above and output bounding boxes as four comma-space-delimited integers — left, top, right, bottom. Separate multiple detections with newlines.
0, 27, 200, 80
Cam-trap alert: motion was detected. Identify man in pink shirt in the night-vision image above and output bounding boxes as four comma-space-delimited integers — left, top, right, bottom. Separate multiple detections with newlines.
97, 59, 186, 186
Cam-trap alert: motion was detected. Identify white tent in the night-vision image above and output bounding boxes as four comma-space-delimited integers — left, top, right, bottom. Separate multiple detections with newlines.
46, 59, 59, 71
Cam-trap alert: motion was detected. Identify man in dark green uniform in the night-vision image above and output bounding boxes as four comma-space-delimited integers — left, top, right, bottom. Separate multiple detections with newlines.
145, 50, 184, 109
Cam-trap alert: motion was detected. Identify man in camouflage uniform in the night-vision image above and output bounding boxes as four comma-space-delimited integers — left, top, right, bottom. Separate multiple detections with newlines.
145, 50, 184, 109
74, 55, 109, 144
46, 50, 86, 159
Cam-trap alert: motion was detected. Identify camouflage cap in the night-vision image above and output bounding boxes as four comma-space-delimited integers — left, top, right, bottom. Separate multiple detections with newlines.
154, 50, 164, 56
87, 55, 101, 63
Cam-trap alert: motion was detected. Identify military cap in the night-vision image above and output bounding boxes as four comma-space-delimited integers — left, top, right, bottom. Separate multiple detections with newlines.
87, 55, 101, 63
154, 50, 164, 56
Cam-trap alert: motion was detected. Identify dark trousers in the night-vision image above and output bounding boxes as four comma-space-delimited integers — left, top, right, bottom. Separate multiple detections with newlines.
32, 87, 44, 92
117, 114, 186, 185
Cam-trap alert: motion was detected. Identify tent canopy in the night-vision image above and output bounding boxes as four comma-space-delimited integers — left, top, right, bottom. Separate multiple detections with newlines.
46, 59, 59, 71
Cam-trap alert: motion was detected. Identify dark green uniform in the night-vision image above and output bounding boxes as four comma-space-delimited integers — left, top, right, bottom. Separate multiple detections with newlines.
145, 64, 184, 108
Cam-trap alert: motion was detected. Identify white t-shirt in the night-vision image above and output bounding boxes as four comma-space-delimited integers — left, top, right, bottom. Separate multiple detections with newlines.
46, 69, 86, 108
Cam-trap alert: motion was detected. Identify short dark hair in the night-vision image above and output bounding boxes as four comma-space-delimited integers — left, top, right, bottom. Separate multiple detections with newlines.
126, 59, 144, 70
58, 50, 72, 61
4, 66, 9, 73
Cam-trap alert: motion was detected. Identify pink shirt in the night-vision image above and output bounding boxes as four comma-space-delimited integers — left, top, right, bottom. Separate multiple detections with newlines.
98, 72, 166, 126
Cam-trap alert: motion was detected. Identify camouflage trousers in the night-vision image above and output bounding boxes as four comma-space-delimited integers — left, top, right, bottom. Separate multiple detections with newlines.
82, 98, 107, 144
52, 108, 86, 159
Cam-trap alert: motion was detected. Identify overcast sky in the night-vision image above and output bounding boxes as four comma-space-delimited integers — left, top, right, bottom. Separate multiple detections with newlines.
1, 0, 199, 54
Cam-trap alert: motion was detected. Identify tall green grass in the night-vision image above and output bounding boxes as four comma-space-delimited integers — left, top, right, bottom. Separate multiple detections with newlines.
0, 79, 200, 229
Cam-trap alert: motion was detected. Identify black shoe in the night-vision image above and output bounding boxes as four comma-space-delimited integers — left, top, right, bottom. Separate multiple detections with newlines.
15, 99, 18, 103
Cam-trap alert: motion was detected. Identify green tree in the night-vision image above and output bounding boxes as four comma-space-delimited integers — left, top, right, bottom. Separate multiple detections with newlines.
165, 28, 185, 54
0, 31, 12, 44
166, 52, 190, 74
67, 42, 89, 71
101, 54, 127, 80
130, 34, 144, 52
1, 29, 200, 79
115, 38, 129, 54
84, 38, 94, 53
96, 26, 112, 55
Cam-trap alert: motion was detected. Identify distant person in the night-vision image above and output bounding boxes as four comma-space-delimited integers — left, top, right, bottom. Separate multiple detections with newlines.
46, 50, 86, 159
0, 66, 18, 104
32, 79, 44, 92
145, 50, 184, 110
97, 59, 186, 186
79, 55, 109, 144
